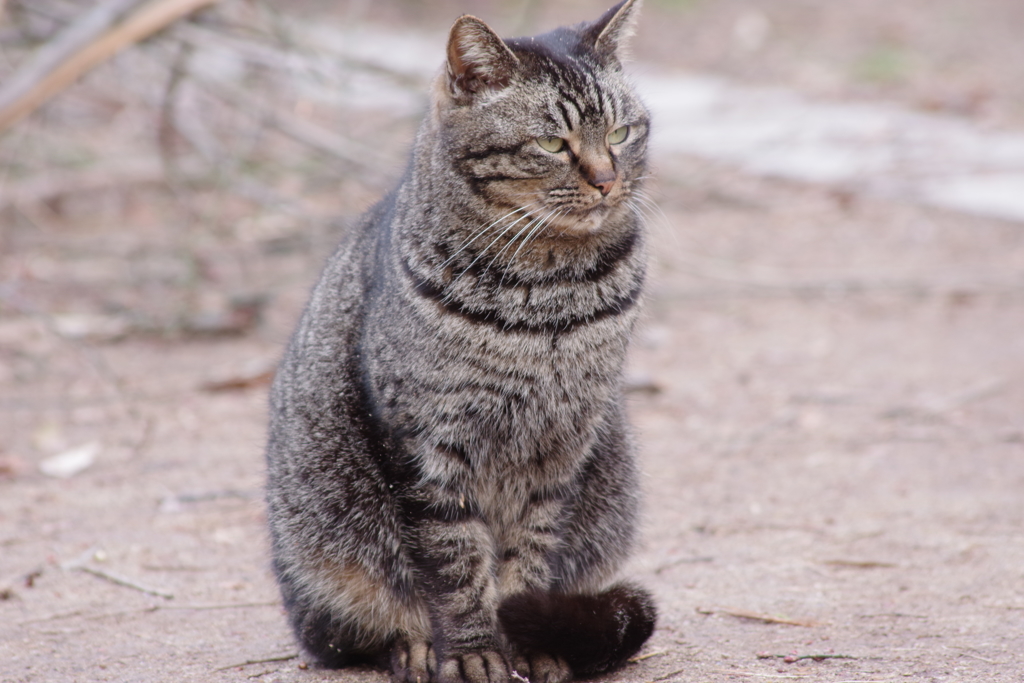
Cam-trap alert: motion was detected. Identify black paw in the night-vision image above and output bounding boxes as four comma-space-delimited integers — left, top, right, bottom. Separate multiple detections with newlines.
498, 583, 656, 677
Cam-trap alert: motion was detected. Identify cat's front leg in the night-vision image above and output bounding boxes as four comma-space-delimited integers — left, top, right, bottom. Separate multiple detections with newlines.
496, 489, 572, 683
496, 484, 569, 596
404, 492, 510, 683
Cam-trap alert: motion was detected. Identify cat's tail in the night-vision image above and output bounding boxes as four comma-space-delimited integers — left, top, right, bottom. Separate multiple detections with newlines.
497, 583, 657, 678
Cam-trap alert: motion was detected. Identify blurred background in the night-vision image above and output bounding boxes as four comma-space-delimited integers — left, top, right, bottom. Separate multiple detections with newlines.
2, 0, 1023, 352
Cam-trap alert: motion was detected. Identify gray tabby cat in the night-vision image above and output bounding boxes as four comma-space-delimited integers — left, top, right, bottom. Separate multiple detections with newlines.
266, 2, 655, 681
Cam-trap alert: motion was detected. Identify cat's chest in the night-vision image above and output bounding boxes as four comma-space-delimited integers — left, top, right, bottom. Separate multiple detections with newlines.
367, 238, 639, 472
436, 322, 626, 460
368, 300, 628, 457
459, 311, 629, 408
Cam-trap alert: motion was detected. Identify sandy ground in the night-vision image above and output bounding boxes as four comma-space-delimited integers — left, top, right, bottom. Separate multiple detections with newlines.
2, 1, 1024, 682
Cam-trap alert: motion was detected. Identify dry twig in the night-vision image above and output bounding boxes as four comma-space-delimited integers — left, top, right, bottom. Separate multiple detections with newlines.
629, 650, 668, 663
697, 607, 821, 627
0, 0, 146, 120
0, 0, 223, 131
214, 653, 299, 672
757, 652, 858, 663
76, 565, 174, 600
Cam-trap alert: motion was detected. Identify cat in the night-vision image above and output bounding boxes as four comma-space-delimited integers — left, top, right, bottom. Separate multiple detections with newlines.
265, 2, 655, 682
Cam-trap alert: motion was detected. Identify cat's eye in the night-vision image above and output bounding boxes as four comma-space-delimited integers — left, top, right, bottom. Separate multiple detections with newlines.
608, 126, 630, 145
537, 136, 566, 153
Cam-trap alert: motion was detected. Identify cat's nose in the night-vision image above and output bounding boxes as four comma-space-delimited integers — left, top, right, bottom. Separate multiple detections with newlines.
586, 167, 617, 196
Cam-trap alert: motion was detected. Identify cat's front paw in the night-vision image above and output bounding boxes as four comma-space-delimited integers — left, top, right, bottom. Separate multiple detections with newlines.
391, 639, 436, 683
511, 651, 571, 683
437, 650, 509, 683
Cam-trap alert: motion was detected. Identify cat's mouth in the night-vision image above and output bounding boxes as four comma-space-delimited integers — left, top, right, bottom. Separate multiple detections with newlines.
546, 199, 620, 235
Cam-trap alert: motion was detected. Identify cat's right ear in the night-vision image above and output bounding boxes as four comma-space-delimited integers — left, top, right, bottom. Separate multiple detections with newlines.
584, 0, 643, 68
446, 16, 520, 101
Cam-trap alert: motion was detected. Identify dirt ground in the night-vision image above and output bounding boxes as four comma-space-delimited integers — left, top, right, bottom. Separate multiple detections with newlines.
2, 1, 1024, 682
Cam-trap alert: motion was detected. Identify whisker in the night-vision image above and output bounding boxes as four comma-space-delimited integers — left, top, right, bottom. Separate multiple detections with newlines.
629, 193, 677, 247
484, 206, 562, 280
440, 206, 531, 269
483, 208, 554, 280
630, 191, 670, 223
499, 207, 567, 286
447, 207, 544, 291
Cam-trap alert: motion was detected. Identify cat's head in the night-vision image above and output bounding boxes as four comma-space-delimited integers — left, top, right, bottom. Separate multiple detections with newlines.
431, 0, 649, 237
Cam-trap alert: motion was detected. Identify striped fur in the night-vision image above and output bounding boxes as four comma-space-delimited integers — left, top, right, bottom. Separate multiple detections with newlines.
266, 2, 655, 681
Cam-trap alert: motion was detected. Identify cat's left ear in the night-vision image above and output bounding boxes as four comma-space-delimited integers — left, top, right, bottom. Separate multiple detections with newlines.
583, 0, 643, 68
446, 15, 521, 101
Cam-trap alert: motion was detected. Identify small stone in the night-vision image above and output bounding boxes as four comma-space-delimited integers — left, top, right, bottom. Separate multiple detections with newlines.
39, 442, 100, 478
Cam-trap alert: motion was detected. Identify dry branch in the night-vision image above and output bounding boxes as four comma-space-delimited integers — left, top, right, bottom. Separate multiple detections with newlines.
0, 0, 222, 132
629, 650, 668, 663
0, 0, 145, 118
214, 653, 298, 672
697, 606, 821, 627
76, 565, 175, 599
757, 652, 858, 663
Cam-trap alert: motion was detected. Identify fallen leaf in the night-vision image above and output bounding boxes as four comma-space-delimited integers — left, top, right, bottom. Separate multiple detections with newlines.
51, 313, 131, 342
39, 442, 100, 478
